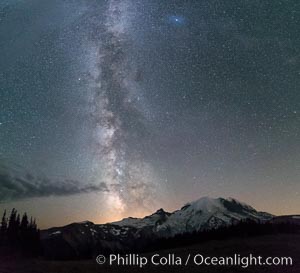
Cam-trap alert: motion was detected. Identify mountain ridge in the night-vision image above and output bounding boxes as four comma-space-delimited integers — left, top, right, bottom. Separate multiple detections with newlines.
110, 196, 273, 235
40, 196, 279, 259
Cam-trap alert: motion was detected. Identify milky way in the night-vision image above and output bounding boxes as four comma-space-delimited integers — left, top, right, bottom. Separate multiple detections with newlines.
87, 0, 162, 214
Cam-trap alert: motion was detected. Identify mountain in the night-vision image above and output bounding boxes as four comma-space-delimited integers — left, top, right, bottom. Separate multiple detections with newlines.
112, 197, 272, 236
41, 197, 274, 259
270, 215, 300, 225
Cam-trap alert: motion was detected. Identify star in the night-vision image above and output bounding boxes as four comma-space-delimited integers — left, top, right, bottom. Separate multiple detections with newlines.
168, 15, 186, 26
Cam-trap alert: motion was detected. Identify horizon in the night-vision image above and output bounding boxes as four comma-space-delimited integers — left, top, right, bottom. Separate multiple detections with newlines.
1, 195, 299, 229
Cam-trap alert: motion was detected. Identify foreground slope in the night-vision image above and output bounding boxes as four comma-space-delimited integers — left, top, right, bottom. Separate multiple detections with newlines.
2, 233, 299, 273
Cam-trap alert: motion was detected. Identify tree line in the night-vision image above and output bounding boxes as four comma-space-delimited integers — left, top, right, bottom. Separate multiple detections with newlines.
142, 219, 300, 253
93, 219, 300, 257
0, 208, 40, 255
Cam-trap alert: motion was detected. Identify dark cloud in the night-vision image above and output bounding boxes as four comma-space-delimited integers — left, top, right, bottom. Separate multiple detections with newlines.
0, 164, 109, 202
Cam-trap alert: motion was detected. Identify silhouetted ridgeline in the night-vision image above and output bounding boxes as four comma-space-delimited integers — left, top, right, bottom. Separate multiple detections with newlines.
42, 217, 300, 259
0, 208, 41, 256
1, 209, 299, 260
144, 219, 300, 253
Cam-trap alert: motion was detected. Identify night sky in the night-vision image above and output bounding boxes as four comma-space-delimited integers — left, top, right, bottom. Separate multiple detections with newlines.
0, 0, 299, 228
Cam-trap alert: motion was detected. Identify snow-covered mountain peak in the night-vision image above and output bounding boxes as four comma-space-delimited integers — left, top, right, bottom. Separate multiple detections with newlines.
155, 197, 272, 236
110, 197, 272, 237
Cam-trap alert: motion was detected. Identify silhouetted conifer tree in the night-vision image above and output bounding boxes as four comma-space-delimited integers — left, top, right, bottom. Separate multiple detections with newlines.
16, 213, 20, 229
0, 210, 7, 233
7, 208, 18, 243
21, 213, 29, 231
20, 213, 29, 248
0, 210, 7, 245
1, 208, 41, 255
